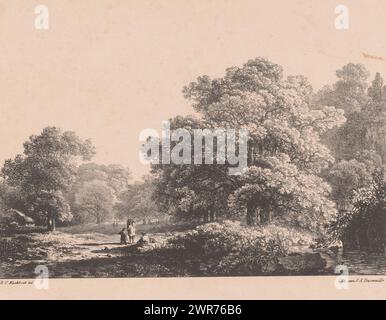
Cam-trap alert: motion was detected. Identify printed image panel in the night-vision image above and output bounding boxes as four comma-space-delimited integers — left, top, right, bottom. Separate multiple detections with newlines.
0, 1, 386, 288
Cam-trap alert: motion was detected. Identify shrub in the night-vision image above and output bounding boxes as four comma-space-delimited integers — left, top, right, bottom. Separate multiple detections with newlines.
326, 169, 386, 251
167, 221, 289, 275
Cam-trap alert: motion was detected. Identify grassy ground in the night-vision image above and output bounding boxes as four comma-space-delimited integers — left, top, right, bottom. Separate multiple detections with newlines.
0, 221, 337, 278
0, 221, 199, 278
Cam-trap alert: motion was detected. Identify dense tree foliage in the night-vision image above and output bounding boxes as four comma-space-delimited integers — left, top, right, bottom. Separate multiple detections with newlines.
114, 176, 159, 221
315, 64, 386, 249
152, 58, 346, 231
73, 163, 131, 196
314, 63, 369, 116
150, 115, 235, 222
68, 163, 131, 223
326, 151, 381, 210
74, 179, 115, 224
328, 169, 386, 251
1, 127, 95, 230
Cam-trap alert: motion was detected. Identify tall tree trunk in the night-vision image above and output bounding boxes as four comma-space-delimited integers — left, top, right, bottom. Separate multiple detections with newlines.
45, 212, 51, 231
96, 214, 101, 224
246, 202, 255, 226
47, 212, 56, 232
209, 209, 215, 222
248, 145, 254, 165
260, 209, 270, 225
51, 217, 56, 231
46, 215, 51, 231
203, 211, 209, 223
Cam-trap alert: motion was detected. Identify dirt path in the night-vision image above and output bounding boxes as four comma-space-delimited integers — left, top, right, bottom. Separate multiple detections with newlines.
0, 222, 195, 278
0, 220, 213, 278
0, 231, 134, 277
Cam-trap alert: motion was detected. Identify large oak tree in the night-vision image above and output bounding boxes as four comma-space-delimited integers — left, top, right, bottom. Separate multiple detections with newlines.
152, 58, 346, 231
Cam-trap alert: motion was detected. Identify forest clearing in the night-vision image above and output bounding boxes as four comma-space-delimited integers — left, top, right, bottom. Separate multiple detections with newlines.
0, 221, 194, 278
0, 219, 352, 278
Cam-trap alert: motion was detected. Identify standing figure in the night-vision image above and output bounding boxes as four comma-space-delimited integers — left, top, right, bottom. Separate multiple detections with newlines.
127, 223, 136, 244
118, 228, 128, 245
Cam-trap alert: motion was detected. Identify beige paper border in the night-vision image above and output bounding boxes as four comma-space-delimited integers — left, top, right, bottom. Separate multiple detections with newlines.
0, 276, 385, 300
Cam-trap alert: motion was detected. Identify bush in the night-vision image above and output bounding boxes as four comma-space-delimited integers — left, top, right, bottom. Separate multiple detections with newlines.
166, 221, 289, 275
326, 169, 386, 251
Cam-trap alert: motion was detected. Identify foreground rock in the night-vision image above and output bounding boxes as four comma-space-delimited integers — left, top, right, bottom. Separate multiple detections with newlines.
278, 252, 327, 274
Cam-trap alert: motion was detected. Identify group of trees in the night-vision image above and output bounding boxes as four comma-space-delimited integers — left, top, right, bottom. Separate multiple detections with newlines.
1, 127, 95, 230
0, 127, 144, 230
114, 175, 159, 221
68, 163, 131, 224
151, 58, 347, 232
316, 63, 386, 207
150, 58, 386, 246
313, 63, 386, 250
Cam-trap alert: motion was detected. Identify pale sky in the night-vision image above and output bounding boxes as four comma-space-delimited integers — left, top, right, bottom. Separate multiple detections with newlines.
1, 0, 386, 179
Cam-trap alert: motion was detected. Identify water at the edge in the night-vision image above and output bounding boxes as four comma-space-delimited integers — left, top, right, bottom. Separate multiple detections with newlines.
337, 250, 386, 275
